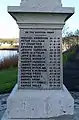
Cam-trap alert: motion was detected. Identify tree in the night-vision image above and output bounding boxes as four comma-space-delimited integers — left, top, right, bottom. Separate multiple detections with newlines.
62, 24, 69, 37
74, 29, 79, 45
62, 25, 75, 49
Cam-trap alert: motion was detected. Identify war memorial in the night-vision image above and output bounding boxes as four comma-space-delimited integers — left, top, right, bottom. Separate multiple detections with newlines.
1, 0, 75, 119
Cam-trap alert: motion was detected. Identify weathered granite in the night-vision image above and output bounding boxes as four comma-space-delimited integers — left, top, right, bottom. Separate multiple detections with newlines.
7, 0, 74, 90
1, 84, 74, 119
0, 92, 79, 120
1, 0, 75, 119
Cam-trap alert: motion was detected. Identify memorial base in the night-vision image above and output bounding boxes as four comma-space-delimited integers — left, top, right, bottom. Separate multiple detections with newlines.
1, 112, 74, 120
1, 84, 74, 120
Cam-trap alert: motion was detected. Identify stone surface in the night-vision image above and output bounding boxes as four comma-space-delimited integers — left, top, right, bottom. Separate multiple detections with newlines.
1, 112, 74, 120
1, 84, 74, 119
20, 0, 62, 9
1, 0, 75, 120
18, 28, 62, 89
1, 92, 79, 120
8, 0, 74, 18
8, 3, 74, 90
7, 0, 74, 90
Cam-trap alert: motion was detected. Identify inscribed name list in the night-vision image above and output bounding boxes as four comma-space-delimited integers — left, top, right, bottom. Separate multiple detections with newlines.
19, 29, 62, 89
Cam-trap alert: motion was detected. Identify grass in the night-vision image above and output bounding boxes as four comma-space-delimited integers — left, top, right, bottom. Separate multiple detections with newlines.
0, 67, 17, 94
0, 54, 18, 94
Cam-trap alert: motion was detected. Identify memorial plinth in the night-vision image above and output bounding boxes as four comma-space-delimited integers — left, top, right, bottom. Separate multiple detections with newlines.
1, 0, 75, 120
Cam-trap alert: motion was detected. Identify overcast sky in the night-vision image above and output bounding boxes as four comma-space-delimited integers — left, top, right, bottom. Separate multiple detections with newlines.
0, 0, 78, 38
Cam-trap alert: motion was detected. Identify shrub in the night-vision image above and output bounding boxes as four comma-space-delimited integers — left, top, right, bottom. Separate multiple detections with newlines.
0, 55, 18, 70
63, 45, 78, 64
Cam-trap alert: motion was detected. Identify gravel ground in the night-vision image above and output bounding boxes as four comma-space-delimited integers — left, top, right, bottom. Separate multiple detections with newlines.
0, 94, 9, 119
0, 92, 79, 120
71, 92, 79, 119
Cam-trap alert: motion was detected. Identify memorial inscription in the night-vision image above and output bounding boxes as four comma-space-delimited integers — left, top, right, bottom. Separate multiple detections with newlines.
19, 29, 62, 89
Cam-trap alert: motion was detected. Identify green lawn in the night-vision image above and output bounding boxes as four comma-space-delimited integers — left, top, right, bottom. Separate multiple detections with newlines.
0, 67, 17, 94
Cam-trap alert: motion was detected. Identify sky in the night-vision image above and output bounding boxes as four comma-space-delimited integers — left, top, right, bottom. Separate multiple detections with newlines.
0, 0, 79, 38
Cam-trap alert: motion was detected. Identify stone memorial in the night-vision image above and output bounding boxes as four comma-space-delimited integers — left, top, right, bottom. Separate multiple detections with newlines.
1, 0, 75, 120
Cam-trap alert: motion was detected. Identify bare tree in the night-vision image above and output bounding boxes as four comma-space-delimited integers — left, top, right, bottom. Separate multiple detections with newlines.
74, 29, 79, 45
62, 24, 69, 37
